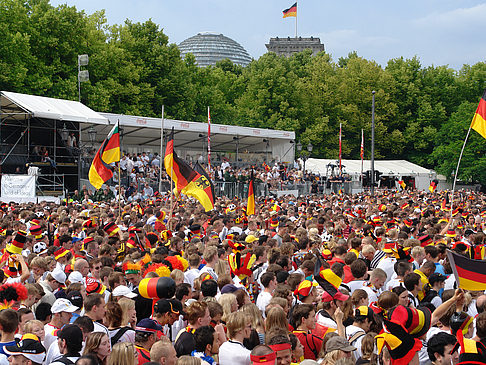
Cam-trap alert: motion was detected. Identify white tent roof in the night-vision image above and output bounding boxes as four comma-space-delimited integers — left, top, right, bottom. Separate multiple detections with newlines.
306, 158, 436, 177
0, 91, 108, 124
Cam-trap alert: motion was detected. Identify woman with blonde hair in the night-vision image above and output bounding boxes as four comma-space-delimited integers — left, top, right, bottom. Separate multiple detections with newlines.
177, 356, 201, 365
107, 342, 138, 365
84, 332, 111, 365
265, 306, 288, 336
241, 303, 265, 346
118, 297, 137, 328
106, 301, 135, 344
218, 293, 238, 323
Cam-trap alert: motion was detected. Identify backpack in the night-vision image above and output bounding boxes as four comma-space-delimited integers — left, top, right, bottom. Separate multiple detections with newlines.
55, 356, 75, 365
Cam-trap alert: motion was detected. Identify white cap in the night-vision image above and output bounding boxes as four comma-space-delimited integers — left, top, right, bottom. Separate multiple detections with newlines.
414, 208, 421, 214
51, 298, 78, 314
112, 285, 137, 299
51, 267, 66, 284
68, 271, 84, 284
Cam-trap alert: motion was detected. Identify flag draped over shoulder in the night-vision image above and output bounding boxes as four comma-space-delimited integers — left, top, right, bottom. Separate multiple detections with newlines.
89, 123, 120, 190
164, 129, 197, 192
471, 89, 486, 139
247, 170, 255, 216
447, 250, 486, 290
283, 2, 297, 18
181, 162, 215, 212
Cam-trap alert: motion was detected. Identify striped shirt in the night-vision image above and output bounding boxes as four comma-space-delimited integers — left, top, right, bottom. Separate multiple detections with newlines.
370, 250, 386, 270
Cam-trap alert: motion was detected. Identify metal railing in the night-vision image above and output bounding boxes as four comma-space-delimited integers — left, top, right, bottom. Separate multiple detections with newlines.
36, 174, 66, 197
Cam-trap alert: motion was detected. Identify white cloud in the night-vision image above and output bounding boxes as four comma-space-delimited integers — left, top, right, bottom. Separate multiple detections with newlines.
413, 4, 486, 31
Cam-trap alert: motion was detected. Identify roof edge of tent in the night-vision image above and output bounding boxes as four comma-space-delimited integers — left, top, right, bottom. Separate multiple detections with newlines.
98, 112, 295, 140
1, 91, 109, 125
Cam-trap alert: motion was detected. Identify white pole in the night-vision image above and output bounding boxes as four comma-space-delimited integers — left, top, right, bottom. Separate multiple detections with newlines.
450, 125, 472, 219
295, 8, 298, 38
158, 105, 165, 194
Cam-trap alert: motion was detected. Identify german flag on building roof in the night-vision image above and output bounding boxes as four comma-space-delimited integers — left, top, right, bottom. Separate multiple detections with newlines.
471, 89, 486, 139
282, 2, 297, 18
89, 122, 120, 190
447, 249, 486, 291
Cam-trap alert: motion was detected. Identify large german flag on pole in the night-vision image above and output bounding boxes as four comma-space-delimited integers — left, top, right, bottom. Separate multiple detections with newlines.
247, 170, 255, 216
283, 2, 297, 18
447, 250, 486, 290
89, 122, 120, 189
471, 89, 486, 139
181, 162, 215, 212
164, 128, 197, 192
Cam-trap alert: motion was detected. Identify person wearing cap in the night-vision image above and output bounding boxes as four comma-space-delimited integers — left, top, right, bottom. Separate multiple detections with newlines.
322, 336, 356, 364
135, 319, 163, 365
421, 273, 446, 311
294, 280, 318, 305
3, 333, 46, 365
43, 298, 79, 350
153, 299, 184, 329
291, 304, 323, 360
66, 291, 83, 323
250, 345, 276, 365
345, 306, 374, 361
50, 324, 84, 365
112, 285, 138, 301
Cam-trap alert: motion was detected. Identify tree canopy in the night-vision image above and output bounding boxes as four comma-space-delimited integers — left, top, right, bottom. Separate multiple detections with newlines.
1, 0, 486, 183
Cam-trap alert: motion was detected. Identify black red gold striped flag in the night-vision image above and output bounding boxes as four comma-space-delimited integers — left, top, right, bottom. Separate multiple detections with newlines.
428, 179, 438, 193
283, 2, 297, 18
164, 128, 197, 192
447, 249, 486, 290
314, 255, 342, 297
247, 170, 255, 215
181, 162, 215, 212
471, 89, 486, 139
89, 122, 120, 189
398, 180, 406, 190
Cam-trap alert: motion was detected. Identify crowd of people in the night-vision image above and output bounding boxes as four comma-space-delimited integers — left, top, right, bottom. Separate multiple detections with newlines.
0, 188, 484, 365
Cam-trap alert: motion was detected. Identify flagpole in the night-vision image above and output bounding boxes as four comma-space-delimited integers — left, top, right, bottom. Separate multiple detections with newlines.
117, 120, 122, 219
158, 105, 165, 194
450, 125, 472, 219
339, 123, 342, 176
207, 106, 211, 178
295, 7, 298, 38
361, 129, 364, 192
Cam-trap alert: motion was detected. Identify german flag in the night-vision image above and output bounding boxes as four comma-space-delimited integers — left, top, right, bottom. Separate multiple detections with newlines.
181, 162, 215, 212
441, 194, 450, 211
89, 122, 120, 189
447, 249, 486, 290
471, 89, 486, 139
247, 170, 255, 216
398, 180, 406, 190
429, 179, 438, 193
283, 2, 297, 18
164, 128, 197, 192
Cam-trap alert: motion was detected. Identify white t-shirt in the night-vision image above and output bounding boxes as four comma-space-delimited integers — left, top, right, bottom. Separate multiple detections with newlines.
256, 291, 272, 316
345, 324, 366, 361
219, 340, 251, 365
376, 257, 396, 284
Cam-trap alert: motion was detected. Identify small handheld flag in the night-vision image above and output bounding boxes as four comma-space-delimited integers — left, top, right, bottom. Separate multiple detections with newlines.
283, 2, 297, 18
447, 250, 486, 291
428, 179, 438, 193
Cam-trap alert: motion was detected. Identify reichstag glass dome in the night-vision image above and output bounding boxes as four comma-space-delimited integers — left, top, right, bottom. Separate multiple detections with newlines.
178, 32, 252, 67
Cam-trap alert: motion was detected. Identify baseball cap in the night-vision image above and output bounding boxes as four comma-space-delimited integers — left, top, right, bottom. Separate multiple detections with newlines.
58, 324, 83, 344
51, 298, 78, 314
112, 285, 137, 299
221, 284, 239, 294
66, 291, 83, 309
136, 318, 164, 333
4, 334, 46, 364
321, 290, 349, 302
51, 267, 66, 284
325, 336, 356, 352
153, 299, 184, 315
428, 273, 447, 285
67, 271, 84, 284
245, 235, 259, 244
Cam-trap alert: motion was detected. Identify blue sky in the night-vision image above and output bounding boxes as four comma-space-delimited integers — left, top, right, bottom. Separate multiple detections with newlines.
50, 0, 486, 70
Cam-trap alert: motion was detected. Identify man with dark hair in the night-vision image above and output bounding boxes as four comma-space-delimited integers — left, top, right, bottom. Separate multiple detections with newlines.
84, 293, 110, 339
191, 325, 220, 364
386, 261, 412, 291
0, 309, 19, 357
267, 334, 292, 365
257, 272, 276, 316
345, 306, 374, 360
291, 304, 322, 360
404, 272, 422, 307
427, 332, 458, 364
201, 279, 218, 298
51, 324, 84, 365
348, 259, 368, 293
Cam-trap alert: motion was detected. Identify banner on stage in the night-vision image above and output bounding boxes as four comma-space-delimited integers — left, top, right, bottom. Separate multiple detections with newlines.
1, 175, 36, 198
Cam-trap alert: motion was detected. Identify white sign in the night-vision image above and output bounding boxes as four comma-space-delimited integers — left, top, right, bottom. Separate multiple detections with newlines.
1, 175, 36, 198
